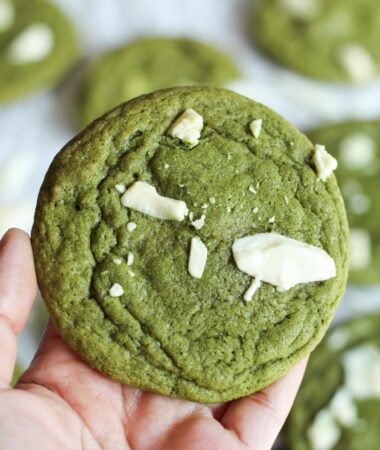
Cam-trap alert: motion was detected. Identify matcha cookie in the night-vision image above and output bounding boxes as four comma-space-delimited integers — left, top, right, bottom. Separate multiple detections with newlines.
32, 86, 349, 403
0, 0, 77, 103
253, 0, 380, 82
308, 121, 380, 284
285, 314, 380, 450
77, 37, 240, 126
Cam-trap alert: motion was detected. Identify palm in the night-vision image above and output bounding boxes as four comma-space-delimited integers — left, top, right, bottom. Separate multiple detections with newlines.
0, 230, 306, 450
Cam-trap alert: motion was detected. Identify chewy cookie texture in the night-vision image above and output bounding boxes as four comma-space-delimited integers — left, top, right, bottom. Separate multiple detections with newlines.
285, 314, 380, 450
32, 86, 349, 402
308, 121, 380, 284
77, 36, 240, 126
253, 0, 380, 82
0, 0, 77, 103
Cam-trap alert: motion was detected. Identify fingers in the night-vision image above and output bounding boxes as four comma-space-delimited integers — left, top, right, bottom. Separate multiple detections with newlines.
221, 358, 308, 450
0, 229, 37, 386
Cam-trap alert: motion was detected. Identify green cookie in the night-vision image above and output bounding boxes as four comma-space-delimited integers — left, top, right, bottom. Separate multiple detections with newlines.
308, 121, 380, 284
253, 0, 380, 82
285, 314, 380, 450
0, 0, 77, 103
77, 36, 240, 126
32, 86, 349, 403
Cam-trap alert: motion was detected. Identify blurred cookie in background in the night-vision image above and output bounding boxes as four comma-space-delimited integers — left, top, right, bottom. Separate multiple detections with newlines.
285, 314, 380, 450
308, 121, 380, 284
0, 0, 78, 103
252, 0, 380, 83
12, 362, 23, 386
77, 36, 240, 126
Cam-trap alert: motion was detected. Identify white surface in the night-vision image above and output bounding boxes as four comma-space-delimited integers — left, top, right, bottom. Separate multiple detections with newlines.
0, 0, 379, 367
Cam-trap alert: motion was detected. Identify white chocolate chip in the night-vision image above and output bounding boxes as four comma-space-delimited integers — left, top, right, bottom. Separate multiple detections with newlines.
232, 233, 336, 292
313, 144, 338, 182
244, 278, 262, 301
209, 197, 216, 204
268, 216, 276, 224
201, 203, 208, 209
329, 388, 358, 427
121, 181, 188, 221
179, 183, 185, 188
109, 283, 124, 297
168, 108, 203, 146
127, 252, 134, 266
280, 0, 319, 20
348, 193, 371, 215
248, 185, 257, 194
127, 222, 137, 232
349, 228, 371, 270
164, 163, 170, 169
7, 23, 54, 64
188, 237, 208, 279
307, 409, 341, 450
115, 184, 126, 194
250, 119, 263, 139
191, 214, 206, 230
338, 44, 377, 83
0, 0, 14, 32
113, 257, 122, 265
253, 207, 259, 214
342, 345, 380, 399
339, 133, 376, 169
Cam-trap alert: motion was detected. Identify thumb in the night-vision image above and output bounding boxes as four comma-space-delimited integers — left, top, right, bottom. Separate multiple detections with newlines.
0, 229, 37, 388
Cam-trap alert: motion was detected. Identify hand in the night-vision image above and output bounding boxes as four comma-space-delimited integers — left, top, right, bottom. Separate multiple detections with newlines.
0, 228, 307, 450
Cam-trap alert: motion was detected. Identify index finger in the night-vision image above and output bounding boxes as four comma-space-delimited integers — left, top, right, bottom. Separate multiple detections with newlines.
221, 358, 308, 449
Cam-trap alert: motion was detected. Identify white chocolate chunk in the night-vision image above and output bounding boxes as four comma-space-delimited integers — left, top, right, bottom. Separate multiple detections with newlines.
168, 108, 203, 146
164, 163, 170, 169
313, 144, 338, 182
109, 283, 124, 297
127, 253, 134, 266
280, 0, 319, 20
127, 222, 137, 232
7, 23, 54, 64
0, 0, 14, 31
191, 214, 206, 230
349, 228, 371, 270
115, 184, 126, 194
342, 345, 380, 399
339, 133, 376, 169
348, 193, 371, 215
250, 119, 263, 139
307, 409, 341, 450
338, 44, 377, 83
253, 207, 259, 214
328, 328, 349, 351
329, 388, 358, 427
113, 257, 122, 265
244, 278, 262, 301
268, 216, 276, 224
232, 233, 336, 291
188, 237, 208, 279
121, 181, 188, 221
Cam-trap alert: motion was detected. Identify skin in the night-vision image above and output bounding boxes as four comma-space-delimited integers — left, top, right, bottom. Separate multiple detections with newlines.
0, 228, 307, 450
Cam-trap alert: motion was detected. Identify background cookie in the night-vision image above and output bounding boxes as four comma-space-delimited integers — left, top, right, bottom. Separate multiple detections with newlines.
32, 86, 349, 403
308, 121, 380, 284
77, 36, 240, 126
253, 0, 380, 82
0, 0, 77, 103
285, 314, 380, 450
